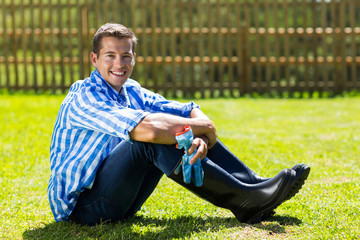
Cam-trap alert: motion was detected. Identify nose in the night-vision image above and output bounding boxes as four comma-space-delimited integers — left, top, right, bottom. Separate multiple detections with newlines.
114, 55, 125, 67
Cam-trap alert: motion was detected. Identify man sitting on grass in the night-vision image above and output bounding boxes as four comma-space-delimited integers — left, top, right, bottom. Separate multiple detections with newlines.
48, 23, 310, 225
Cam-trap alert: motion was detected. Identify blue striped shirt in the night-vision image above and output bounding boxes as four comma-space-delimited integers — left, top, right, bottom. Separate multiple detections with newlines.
48, 69, 198, 222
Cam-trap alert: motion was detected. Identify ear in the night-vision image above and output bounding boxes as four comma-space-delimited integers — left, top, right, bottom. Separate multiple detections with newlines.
91, 52, 98, 68
132, 52, 136, 66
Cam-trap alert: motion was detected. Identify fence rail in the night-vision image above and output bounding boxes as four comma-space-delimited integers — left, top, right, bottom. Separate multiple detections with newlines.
1, 0, 360, 97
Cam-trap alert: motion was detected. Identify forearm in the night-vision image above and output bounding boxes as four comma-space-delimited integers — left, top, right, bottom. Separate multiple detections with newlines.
190, 108, 217, 148
190, 107, 210, 120
129, 112, 216, 145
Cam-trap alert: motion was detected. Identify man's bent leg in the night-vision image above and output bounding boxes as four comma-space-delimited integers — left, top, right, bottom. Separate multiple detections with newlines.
70, 141, 183, 225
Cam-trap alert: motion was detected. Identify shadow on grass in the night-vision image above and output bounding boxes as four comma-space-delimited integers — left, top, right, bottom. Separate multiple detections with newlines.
23, 214, 302, 239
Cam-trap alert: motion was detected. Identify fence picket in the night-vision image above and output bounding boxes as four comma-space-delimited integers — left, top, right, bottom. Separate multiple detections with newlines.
2, 0, 9, 88
179, 0, 186, 97
30, 0, 38, 91
350, 0, 357, 88
340, 0, 346, 92
20, 0, 29, 90
331, 0, 338, 94
10, 0, 19, 89
39, 0, 47, 90
274, 0, 280, 93
321, 0, 328, 92
169, 0, 177, 98
216, 0, 224, 97
150, 0, 158, 93
207, 0, 215, 97
283, 0, 290, 93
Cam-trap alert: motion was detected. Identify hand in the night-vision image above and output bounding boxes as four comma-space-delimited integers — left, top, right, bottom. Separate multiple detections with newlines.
187, 136, 208, 165
189, 108, 218, 149
203, 130, 217, 149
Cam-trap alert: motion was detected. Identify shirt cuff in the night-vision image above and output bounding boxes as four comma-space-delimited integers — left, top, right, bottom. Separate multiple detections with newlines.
182, 102, 200, 118
120, 111, 150, 143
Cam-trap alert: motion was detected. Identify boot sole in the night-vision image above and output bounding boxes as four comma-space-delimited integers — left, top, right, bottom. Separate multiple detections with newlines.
284, 164, 310, 201
232, 169, 295, 224
261, 165, 311, 220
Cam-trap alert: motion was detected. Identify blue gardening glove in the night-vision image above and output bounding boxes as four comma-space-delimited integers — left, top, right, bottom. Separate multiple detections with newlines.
175, 126, 204, 187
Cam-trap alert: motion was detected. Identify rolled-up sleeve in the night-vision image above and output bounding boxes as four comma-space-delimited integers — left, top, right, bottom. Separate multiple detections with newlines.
69, 89, 149, 142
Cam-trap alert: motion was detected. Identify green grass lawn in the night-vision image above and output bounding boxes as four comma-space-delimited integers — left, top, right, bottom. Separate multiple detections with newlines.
1, 94, 359, 239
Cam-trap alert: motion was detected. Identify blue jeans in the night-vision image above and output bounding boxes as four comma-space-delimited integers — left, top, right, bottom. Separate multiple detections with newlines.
70, 141, 184, 225
69, 139, 254, 225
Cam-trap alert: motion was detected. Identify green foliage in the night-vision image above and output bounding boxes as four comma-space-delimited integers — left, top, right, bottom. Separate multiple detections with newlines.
1, 94, 360, 239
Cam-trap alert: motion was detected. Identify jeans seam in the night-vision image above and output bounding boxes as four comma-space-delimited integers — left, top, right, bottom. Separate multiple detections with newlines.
168, 156, 183, 176
74, 196, 124, 225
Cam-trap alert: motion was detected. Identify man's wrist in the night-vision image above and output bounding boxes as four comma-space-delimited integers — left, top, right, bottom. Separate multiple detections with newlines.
198, 134, 209, 145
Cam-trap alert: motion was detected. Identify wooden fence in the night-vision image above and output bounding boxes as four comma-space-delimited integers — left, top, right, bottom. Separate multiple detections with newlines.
1, 0, 360, 97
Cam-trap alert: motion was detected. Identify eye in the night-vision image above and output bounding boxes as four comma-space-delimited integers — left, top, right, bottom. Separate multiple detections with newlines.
122, 55, 133, 63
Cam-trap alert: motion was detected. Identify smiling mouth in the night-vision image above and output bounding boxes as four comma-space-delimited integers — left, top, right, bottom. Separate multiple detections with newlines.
111, 71, 126, 77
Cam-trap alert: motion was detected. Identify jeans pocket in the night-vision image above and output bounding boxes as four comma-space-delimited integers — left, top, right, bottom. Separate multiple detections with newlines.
73, 197, 124, 225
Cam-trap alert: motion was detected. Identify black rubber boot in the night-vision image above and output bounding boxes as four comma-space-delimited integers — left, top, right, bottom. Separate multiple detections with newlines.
168, 158, 296, 224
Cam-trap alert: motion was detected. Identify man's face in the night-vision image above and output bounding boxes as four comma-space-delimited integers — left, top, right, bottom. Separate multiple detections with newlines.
91, 36, 135, 92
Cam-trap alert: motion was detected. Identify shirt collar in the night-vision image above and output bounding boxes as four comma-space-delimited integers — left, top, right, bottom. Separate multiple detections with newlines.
91, 69, 130, 107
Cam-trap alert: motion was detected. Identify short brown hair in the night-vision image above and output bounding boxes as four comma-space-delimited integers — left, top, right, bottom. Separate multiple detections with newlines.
92, 23, 137, 55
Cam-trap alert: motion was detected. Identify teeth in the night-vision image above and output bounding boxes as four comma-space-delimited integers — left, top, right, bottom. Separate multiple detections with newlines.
112, 71, 125, 76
